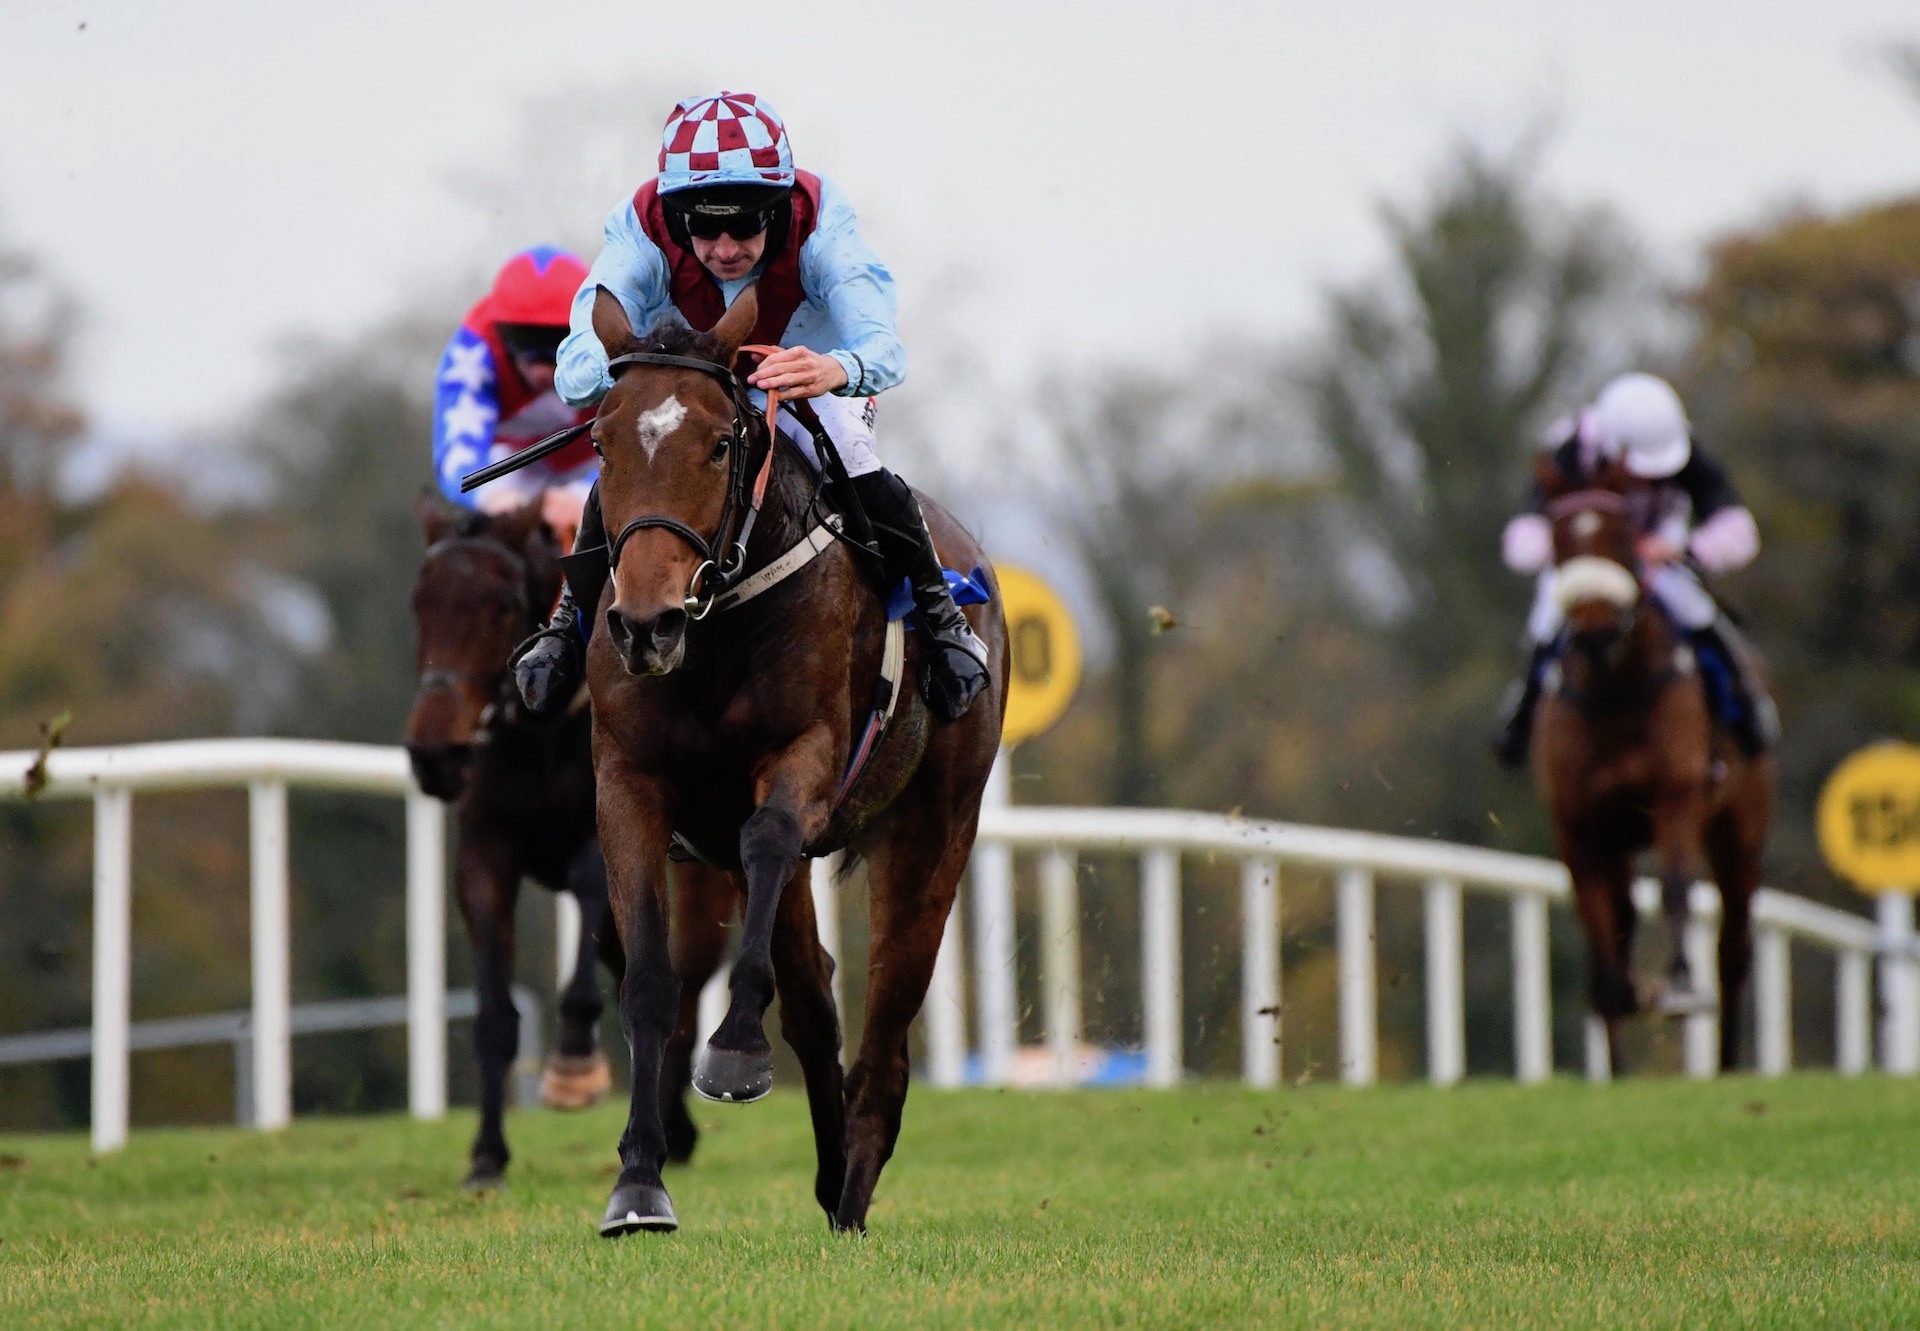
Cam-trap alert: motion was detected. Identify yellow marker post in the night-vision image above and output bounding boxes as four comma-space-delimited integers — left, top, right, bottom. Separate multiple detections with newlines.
1818, 742, 1920, 1073
992, 563, 1083, 747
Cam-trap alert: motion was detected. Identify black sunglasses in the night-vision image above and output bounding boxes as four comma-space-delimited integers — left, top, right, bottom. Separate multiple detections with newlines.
681, 206, 778, 242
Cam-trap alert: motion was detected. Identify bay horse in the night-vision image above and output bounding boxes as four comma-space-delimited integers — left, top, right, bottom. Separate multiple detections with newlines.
579, 284, 1007, 1235
405, 496, 736, 1187
1530, 458, 1775, 1073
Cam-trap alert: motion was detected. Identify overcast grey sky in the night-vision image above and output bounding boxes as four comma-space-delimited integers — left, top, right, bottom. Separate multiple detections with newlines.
2, 0, 1917, 441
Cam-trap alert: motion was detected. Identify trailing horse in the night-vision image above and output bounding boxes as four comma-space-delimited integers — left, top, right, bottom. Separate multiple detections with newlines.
578, 285, 1007, 1236
1529, 459, 1775, 1073
405, 496, 736, 1187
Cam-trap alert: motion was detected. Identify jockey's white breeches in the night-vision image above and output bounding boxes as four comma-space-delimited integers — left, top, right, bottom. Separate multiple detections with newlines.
1527, 562, 1717, 645
776, 394, 881, 479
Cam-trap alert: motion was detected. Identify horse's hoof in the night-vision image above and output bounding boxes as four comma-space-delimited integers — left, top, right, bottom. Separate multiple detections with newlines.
462, 1163, 505, 1193
692, 1043, 773, 1104
599, 1181, 677, 1237
540, 1051, 612, 1110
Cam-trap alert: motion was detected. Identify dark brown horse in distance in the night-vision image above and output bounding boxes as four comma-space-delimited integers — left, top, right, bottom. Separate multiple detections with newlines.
1530, 459, 1775, 1073
406, 496, 735, 1187
579, 285, 1007, 1236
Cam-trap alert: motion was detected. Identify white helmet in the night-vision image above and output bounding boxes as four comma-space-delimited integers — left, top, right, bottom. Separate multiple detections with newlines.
1591, 373, 1691, 479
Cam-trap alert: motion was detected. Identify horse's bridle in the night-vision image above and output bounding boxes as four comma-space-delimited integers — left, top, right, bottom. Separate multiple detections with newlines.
599, 348, 781, 621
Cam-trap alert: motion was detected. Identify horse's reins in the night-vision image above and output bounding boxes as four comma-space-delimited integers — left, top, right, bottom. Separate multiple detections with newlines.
600, 344, 785, 620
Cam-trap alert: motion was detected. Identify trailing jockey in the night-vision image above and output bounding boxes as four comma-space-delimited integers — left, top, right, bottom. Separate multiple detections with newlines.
511, 91, 989, 722
434, 246, 598, 546
1492, 371, 1780, 767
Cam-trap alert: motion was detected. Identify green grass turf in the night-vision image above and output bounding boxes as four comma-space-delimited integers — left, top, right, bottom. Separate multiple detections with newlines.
2, 1076, 1918, 1328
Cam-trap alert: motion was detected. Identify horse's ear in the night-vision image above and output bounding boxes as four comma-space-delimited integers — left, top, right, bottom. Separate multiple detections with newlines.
1532, 452, 1566, 502
710, 283, 759, 363
591, 286, 635, 356
415, 490, 457, 546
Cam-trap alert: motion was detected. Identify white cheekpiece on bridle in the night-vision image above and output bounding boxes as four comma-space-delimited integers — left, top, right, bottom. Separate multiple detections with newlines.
1551, 556, 1639, 613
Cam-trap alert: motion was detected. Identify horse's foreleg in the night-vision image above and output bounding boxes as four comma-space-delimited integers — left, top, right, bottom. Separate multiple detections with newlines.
1567, 848, 1638, 1032
662, 863, 737, 1162
595, 765, 680, 1236
695, 728, 836, 1105
1652, 790, 1712, 1016
542, 839, 614, 1111
455, 833, 521, 1189
837, 806, 973, 1235
770, 859, 847, 1221
1707, 813, 1764, 1073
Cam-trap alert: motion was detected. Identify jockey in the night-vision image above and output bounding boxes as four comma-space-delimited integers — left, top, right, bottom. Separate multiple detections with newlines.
511, 91, 989, 722
433, 246, 598, 544
1492, 372, 1780, 766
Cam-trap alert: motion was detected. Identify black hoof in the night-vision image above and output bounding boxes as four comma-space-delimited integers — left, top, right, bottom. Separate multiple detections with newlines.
462, 1166, 505, 1193
693, 1043, 773, 1104
599, 1180, 677, 1237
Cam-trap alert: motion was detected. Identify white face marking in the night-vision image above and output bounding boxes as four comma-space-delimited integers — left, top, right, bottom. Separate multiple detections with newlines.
1572, 512, 1603, 541
632, 394, 688, 463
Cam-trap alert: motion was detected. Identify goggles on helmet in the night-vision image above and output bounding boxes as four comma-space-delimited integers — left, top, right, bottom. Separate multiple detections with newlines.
680, 204, 778, 242
497, 323, 565, 365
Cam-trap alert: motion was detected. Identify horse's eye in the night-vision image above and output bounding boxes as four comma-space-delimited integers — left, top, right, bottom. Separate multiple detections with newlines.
709, 435, 731, 464
590, 433, 604, 458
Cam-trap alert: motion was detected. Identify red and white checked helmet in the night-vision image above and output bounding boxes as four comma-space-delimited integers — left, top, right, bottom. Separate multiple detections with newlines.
657, 91, 794, 195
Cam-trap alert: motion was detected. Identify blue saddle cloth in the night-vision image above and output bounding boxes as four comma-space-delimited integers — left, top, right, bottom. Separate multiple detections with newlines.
885, 566, 993, 623
1543, 624, 1748, 731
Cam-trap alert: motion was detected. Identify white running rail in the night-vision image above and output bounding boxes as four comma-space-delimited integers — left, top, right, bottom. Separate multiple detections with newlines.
0, 740, 1905, 1153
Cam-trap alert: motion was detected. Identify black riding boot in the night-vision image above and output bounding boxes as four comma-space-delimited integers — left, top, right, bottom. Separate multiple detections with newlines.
512, 482, 608, 718
851, 468, 989, 722
1690, 616, 1779, 756
1491, 643, 1553, 769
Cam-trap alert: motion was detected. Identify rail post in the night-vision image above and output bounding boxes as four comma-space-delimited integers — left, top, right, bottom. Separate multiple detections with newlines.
1336, 866, 1377, 1086
404, 790, 447, 1119
969, 753, 1017, 1085
1141, 846, 1182, 1087
1039, 846, 1082, 1085
554, 892, 581, 991
90, 786, 133, 1154
1241, 857, 1281, 1088
1754, 922, 1791, 1076
1511, 892, 1552, 1083
1583, 1015, 1611, 1082
247, 780, 293, 1130
811, 853, 843, 1010
1878, 895, 1920, 1074
924, 898, 967, 1087
1836, 948, 1870, 1075
1682, 888, 1719, 1079
1423, 876, 1464, 1086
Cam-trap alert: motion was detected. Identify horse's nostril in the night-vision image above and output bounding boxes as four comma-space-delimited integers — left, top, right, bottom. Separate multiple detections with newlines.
651, 609, 688, 647
606, 608, 636, 649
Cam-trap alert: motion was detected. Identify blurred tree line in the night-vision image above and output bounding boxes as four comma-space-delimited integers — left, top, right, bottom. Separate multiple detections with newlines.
4, 132, 1919, 1130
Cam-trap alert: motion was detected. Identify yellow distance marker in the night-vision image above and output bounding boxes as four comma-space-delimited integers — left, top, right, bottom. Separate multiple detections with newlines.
991, 563, 1082, 747
1816, 742, 1920, 894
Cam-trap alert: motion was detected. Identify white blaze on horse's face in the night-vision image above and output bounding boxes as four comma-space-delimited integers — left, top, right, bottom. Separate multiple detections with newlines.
632, 394, 688, 465
1551, 556, 1640, 613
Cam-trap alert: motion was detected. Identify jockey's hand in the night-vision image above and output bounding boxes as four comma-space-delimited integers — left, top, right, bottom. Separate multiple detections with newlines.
748, 347, 848, 400
1638, 534, 1684, 567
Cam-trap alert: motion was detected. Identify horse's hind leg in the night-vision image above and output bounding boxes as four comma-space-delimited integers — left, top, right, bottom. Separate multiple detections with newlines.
543, 839, 614, 1111
836, 806, 974, 1235
662, 863, 737, 1163
455, 831, 521, 1190
771, 858, 847, 1221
